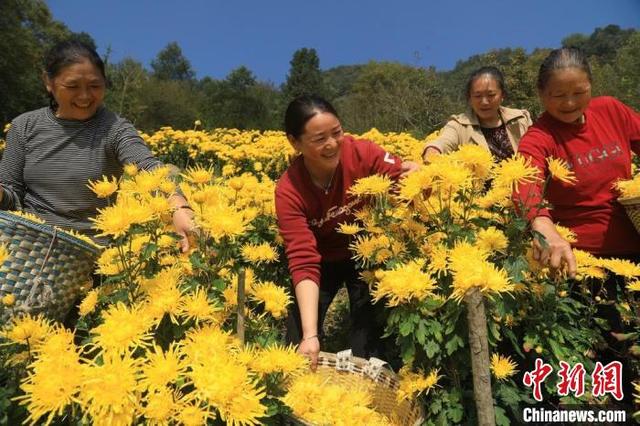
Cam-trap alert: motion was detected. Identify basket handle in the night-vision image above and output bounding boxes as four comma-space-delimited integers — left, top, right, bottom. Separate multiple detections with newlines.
21, 228, 57, 312
335, 349, 391, 380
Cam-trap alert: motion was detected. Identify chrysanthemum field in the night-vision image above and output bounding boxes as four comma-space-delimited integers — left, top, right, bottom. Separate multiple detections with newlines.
0, 125, 639, 425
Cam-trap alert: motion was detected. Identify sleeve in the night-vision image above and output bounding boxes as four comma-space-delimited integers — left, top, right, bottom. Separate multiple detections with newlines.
0, 120, 27, 210
112, 118, 163, 171
367, 140, 403, 181
275, 185, 321, 287
609, 98, 640, 155
423, 120, 463, 155
513, 129, 554, 221
522, 109, 533, 128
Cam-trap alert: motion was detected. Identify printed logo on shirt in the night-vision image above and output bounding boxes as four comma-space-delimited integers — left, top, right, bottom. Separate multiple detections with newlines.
309, 198, 360, 228
383, 152, 396, 164
567, 142, 623, 169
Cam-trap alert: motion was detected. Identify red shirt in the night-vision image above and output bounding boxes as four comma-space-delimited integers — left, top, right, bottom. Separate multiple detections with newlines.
275, 135, 403, 286
516, 96, 640, 255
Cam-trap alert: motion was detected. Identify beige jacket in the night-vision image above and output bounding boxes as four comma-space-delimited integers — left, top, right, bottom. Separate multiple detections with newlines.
425, 106, 532, 155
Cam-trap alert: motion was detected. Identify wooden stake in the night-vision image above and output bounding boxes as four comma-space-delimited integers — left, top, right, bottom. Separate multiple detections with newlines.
237, 268, 246, 345
465, 287, 496, 426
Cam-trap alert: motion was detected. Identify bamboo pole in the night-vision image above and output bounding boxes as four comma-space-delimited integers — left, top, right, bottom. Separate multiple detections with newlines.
465, 287, 496, 426
237, 268, 246, 345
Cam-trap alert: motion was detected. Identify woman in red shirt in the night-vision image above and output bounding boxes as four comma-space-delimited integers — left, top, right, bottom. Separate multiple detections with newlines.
516, 47, 640, 273
516, 47, 640, 402
275, 95, 418, 368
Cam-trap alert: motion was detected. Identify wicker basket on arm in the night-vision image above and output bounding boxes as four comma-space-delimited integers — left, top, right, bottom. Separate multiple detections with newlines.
619, 196, 640, 235
0, 211, 101, 321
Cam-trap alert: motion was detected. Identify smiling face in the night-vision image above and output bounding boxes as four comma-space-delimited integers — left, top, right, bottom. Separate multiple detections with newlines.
289, 111, 344, 176
540, 67, 592, 124
468, 75, 503, 125
45, 58, 106, 121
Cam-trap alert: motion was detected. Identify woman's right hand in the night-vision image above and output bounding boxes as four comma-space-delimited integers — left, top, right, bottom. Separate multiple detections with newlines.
294, 279, 320, 371
531, 216, 577, 278
298, 335, 320, 371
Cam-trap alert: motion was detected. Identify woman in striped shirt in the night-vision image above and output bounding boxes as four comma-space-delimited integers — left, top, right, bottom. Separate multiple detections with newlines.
0, 40, 193, 250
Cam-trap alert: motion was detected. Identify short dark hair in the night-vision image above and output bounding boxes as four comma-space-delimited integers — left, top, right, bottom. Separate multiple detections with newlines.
44, 40, 106, 109
537, 47, 592, 91
45, 40, 106, 81
284, 95, 339, 139
465, 66, 507, 101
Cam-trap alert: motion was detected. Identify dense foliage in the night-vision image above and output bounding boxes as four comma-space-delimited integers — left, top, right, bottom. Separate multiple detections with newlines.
1, 1, 637, 135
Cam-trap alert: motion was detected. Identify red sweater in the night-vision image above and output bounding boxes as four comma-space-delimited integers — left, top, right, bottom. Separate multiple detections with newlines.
516, 96, 640, 255
275, 135, 402, 286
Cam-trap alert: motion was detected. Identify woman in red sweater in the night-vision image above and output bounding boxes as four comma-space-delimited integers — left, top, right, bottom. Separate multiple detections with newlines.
516, 47, 640, 273
275, 95, 418, 368
516, 48, 640, 402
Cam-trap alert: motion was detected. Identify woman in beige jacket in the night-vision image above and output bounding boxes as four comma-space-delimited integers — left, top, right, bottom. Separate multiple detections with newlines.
423, 66, 532, 161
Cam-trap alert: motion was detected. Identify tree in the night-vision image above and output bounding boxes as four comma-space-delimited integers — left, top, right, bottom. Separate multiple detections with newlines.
0, 0, 94, 123
135, 79, 201, 131
150, 41, 195, 81
199, 66, 280, 130
339, 61, 451, 136
104, 57, 148, 124
283, 48, 324, 100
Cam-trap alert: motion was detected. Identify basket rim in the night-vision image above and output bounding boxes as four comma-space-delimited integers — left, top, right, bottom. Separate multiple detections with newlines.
0, 210, 100, 255
618, 195, 640, 205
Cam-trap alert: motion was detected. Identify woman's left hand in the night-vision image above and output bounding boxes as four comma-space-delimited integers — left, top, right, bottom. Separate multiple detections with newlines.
169, 194, 195, 252
400, 161, 420, 178
172, 207, 194, 252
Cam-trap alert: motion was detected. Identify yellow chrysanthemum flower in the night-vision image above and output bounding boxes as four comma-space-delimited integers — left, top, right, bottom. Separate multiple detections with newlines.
490, 353, 518, 380
492, 154, 540, 192
250, 281, 291, 319
627, 279, 640, 292
16, 329, 83, 426
0, 243, 9, 264
78, 289, 99, 317
87, 176, 118, 198
372, 260, 436, 306
123, 163, 138, 176
337, 223, 363, 235
451, 144, 494, 180
240, 242, 278, 264
475, 226, 508, 253
141, 388, 180, 424
182, 165, 213, 185
248, 344, 308, 376
2, 314, 53, 346
2, 293, 15, 306
426, 243, 449, 277
556, 225, 578, 243
349, 174, 393, 197
179, 287, 222, 324
397, 367, 441, 401
9, 210, 45, 224
79, 353, 140, 425
91, 302, 155, 354
140, 344, 185, 391
547, 157, 577, 185
601, 258, 640, 278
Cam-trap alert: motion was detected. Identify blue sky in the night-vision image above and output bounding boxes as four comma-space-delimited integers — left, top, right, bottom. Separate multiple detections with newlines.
47, 0, 639, 85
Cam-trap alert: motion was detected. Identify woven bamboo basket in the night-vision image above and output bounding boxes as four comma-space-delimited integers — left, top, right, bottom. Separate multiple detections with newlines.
287, 350, 425, 426
619, 196, 640, 235
0, 211, 101, 322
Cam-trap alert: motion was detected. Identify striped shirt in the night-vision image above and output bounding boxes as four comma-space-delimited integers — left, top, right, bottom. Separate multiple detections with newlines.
0, 106, 161, 238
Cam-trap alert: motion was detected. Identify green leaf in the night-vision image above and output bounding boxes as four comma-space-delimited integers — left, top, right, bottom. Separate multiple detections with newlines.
416, 320, 427, 345
495, 406, 510, 426
399, 319, 414, 337
445, 334, 464, 355
425, 340, 440, 358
